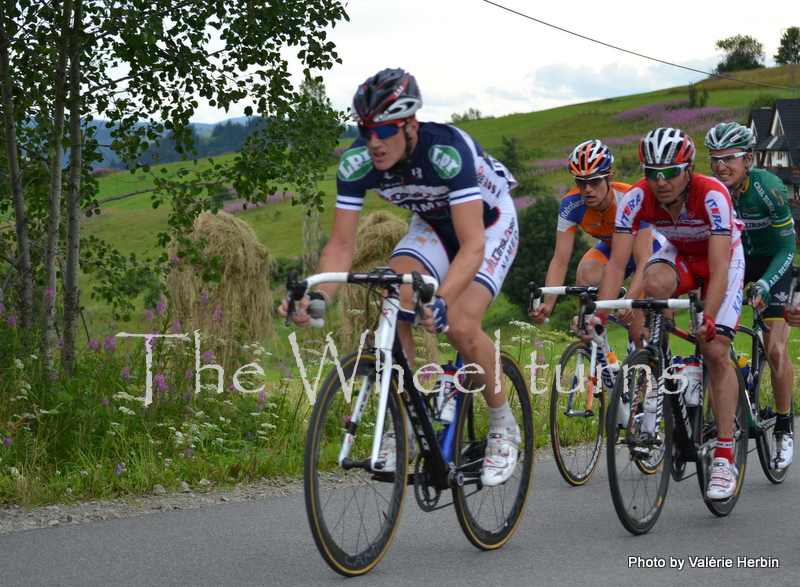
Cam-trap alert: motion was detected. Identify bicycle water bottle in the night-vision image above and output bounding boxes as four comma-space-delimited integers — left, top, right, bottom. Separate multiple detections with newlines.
434, 361, 458, 424
737, 355, 754, 392
683, 355, 702, 406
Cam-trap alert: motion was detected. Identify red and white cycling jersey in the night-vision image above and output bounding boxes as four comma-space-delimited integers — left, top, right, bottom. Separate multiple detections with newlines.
615, 174, 742, 262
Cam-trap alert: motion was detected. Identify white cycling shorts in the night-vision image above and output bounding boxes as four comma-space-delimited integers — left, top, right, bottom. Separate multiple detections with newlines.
390, 196, 518, 299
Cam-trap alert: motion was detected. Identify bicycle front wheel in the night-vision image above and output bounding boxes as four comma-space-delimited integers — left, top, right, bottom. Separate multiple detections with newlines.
699, 356, 748, 516
453, 351, 535, 550
606, 349, 672, 535
550, 341, 604, 486
304, 352, 408, 577
752, 349, 790, 484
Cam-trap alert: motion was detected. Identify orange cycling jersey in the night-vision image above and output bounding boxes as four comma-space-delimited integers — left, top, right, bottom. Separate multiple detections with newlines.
557, 182, 636, 242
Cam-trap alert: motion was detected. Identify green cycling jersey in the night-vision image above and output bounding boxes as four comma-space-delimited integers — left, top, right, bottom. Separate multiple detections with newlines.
731, 168, 795, 289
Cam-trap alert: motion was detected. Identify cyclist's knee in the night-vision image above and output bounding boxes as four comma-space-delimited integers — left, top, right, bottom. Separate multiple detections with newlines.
643, 263, 677, 298
576, 259, 604, 287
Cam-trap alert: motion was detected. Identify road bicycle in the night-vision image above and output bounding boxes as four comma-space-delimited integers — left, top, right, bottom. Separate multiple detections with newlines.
738, 279, 796, 483
284, 268, 535, 576
580, 292, 748, 535
528, 282, 627, 486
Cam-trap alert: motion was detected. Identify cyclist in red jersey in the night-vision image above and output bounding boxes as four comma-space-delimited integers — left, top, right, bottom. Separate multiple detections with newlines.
532, 140, 656, 353
579, 127, 745, 500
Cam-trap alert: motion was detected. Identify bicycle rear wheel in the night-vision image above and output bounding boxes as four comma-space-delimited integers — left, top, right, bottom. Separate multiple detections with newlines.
550, 341, 604, 486
304, 352, 408, 577
752, 349, 790, 484
453, 351, 535, 550
699, 357, 748, 516
606, 349, 672, 535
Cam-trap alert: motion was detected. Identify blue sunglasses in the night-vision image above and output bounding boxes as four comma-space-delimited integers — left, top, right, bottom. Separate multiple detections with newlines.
358, 120, 405, 140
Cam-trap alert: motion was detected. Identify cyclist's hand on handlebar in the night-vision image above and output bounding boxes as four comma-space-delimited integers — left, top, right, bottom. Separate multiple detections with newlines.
572, 312, 604, 343
278, 292, 327, 328
530, 303, 552, 324
784, 302, 800, 327
421, 295, 449, 334
615, 308, 634, 325
692, 313, 717, 343
747, 283, 770, 312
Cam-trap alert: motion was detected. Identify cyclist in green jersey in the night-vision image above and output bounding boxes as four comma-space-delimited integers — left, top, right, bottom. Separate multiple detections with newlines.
705, 122, 795, 469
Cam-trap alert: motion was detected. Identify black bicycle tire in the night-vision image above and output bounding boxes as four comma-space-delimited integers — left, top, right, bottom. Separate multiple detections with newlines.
304, 352, 408, 576
752, 340, 791, 484
699, 356, 748, 516
606, 348, 672, 535
452, 351, 535, 550
549, 341, 604, 486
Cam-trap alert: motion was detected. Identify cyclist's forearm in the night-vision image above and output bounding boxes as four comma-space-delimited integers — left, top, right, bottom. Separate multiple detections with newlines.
759, 233, 795, 289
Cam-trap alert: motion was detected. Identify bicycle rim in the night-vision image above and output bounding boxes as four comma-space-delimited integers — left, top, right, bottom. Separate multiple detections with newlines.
304, 352, 407, 576
752, 352, 790, 484
700, 357, 748, 516
550, 341, 604, 486
453, 351, 535, 550
606, 349, 672, 535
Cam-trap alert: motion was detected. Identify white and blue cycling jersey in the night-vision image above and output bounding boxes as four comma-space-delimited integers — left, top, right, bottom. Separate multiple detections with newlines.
336, 122, 519, 297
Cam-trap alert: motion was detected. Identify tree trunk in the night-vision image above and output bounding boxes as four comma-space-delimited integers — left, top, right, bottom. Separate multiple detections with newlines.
62, 0, 83, 374
44, 0, 73, 372
0, 8, 33, 328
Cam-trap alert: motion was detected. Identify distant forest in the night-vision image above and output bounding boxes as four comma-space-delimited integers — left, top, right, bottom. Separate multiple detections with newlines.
94, 118, 359, 169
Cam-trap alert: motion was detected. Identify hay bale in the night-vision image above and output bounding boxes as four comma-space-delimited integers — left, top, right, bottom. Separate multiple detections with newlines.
168, 210, 272, 367
337, 211, 440, 367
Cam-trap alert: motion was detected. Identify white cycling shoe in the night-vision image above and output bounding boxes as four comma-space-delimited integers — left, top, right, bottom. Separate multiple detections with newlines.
481, 425, 521, 487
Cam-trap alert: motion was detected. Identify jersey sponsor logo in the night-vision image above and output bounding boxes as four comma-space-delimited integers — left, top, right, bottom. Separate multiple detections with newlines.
772, 188, 785, 207
337, 147, 373, 181
429, 145, 462, 179
561, 197, 584, 220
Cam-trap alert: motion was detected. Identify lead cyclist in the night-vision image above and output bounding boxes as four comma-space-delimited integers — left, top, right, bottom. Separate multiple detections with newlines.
278, 68, 521, 486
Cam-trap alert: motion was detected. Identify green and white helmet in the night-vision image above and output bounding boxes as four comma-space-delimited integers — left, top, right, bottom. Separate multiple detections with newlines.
704, 122, 755, 151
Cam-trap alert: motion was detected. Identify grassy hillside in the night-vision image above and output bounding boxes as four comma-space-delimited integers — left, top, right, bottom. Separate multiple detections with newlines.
82, 65, 799, 320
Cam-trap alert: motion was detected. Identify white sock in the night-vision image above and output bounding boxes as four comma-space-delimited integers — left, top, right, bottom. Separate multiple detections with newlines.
488, 403, 517, 430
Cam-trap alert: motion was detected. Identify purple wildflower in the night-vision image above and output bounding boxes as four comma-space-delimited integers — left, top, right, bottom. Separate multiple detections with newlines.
56, 338, 64, 347
185, 369, 194, 379
2, 437, 12, 448
156, 299, 167, 315
144, 310, 154, 322
202, 350, 214, 364
183, 448, 194, 458
115, 463, 124, 476
257, 391, 267, 402
88, 339, 100, 351
171, 321, 182, 333
104, 337, 116, 350
534, 340, 543, 348
199, 294, 209, 306
255, 403, 264, 412
120, 368, 131, 379
7, 315, 19, 326
153, 374, 168, 392
102, 397, 110, 405
213, 307, 223, 322
170, 256, 180, 265
182, 391, 192, 402
50, 372, 59, 380
43, 288, 55, 304
538, 355, 547, 365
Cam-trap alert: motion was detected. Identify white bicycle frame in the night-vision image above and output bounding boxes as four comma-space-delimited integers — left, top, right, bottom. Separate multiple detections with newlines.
297, 272, 439, 470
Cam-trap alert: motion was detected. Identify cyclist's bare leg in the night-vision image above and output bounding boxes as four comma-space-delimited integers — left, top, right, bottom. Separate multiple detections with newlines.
445, 281, 506, 407
643, 261, 737, 440
576, 258, 604, 287
763, 321, 794, 414
388, 255, 506, 408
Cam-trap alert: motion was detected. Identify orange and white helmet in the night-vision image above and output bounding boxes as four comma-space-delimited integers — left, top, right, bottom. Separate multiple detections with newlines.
568, 140, 614, 177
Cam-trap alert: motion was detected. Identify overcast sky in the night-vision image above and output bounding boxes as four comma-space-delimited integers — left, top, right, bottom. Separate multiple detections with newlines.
191, 0, 794, 124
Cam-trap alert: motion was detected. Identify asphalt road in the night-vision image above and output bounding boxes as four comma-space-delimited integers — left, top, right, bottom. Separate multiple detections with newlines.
1, 443, 797, 587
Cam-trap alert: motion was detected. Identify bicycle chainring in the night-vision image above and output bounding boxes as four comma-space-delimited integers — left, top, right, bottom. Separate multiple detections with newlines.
413, 454, 441, 511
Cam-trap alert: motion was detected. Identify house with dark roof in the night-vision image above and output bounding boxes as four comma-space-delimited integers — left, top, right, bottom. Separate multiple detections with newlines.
747, 99, 800, 202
